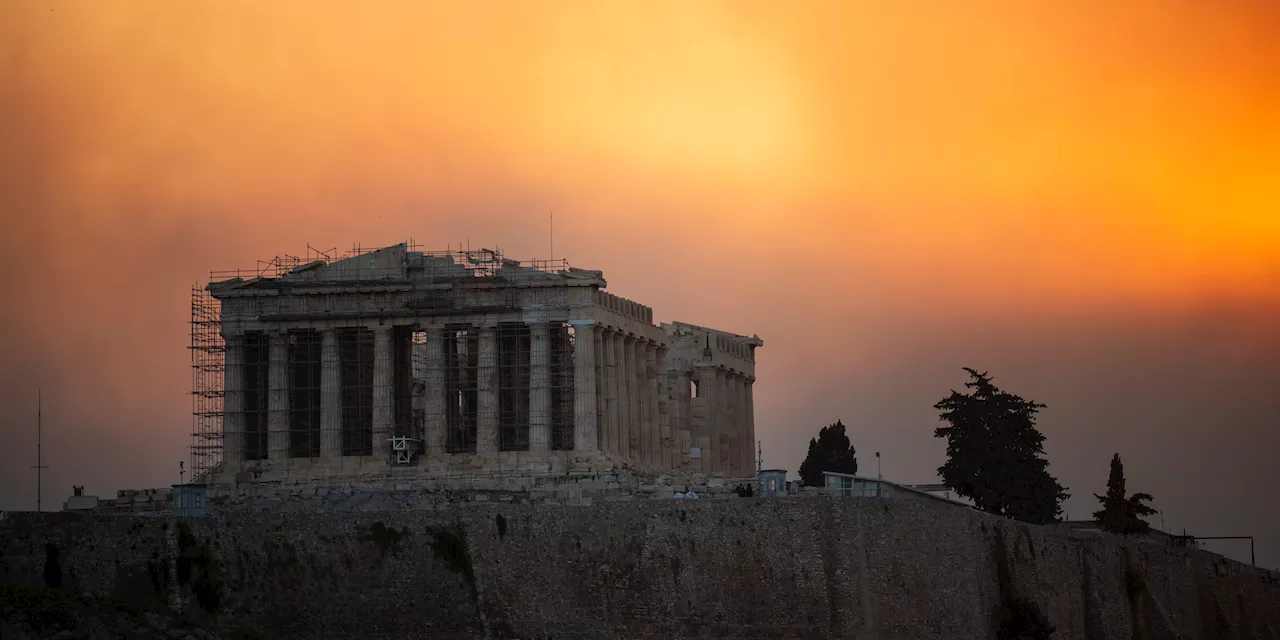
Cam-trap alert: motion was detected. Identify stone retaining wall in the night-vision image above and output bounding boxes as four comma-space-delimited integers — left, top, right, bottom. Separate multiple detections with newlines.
2, 498, 1277, 639
98, 472, 780, 514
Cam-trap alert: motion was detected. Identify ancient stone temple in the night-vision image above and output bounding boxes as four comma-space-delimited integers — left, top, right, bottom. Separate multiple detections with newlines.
199, 243, 761, 483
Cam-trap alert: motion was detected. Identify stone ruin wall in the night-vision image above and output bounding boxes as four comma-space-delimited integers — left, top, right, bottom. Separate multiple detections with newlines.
3, 498, 1278, 640
94, 471, 788, 515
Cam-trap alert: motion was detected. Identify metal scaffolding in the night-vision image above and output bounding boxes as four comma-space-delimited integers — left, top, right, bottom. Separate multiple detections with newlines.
192, 242, 604, 482
550, 325, 576, 450
287, 330, 323, 458
189, 287, 224, 482
339, 328, 375, 456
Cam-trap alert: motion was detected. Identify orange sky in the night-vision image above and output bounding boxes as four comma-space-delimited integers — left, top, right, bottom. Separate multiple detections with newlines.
2, 2, 1278, 566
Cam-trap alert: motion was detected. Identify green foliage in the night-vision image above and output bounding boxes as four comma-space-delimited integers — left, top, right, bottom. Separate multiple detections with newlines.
934, 368, 1069, 524
797, 420, 858, 486
1093, 453, 1157, 535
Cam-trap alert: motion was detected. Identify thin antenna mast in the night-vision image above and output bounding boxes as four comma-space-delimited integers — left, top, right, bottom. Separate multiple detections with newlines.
32, 390, 47, 512
550, 213, 554, 259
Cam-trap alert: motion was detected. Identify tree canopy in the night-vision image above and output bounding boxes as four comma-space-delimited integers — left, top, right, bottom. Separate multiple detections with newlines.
934, 368, 1068, 524
1093, 453, 1156, 535
798, 420, 858, 486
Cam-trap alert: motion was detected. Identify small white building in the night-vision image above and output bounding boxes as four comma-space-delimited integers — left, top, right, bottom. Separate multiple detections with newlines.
63, 486, 99, 511
822, 472, 973, 508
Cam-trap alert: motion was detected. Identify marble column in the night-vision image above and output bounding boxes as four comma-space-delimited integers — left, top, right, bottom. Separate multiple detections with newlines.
658, 360, 672, 470
695, 364, 718, 473
476, 326, 498, 453
320, 330, 342, 459
636, 339, 650, 467
645, 342, 660, 470
222, 334, 245, 468
745, 376, 756, 474
718, 369, 732, 474
742, 373, 747, 473
602, 328, 619, 456
636, 338, 648, 464
736, 373, 747, 476
705, 367, 719, 474
722, 371, 734, 476
593, 327, 605, 452
727, 372, 740, 476
268, 332, 290, 462
568, 320, 598, 453
676, 370, 691, 470
372, 326, 395, 463
424, 327, 447, 456
662, 353, 671, 470
742, 376, 751, 474
733, 374, 747, 475
625, 336, 640, 461
616, 334, 632, 460
529, 323, 552, 452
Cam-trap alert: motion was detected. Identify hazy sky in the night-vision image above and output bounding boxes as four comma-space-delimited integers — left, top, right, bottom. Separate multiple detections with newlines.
2, 2, 1277, 567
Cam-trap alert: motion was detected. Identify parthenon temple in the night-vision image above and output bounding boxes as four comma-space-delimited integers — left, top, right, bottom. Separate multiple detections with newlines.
196, 243, 762, 484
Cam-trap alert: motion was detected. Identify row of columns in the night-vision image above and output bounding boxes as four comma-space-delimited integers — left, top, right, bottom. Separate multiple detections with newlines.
688, 365, 756, 477
221, 320, 760, 476
223, 321, 603, 468
416, 322, 596, 455
223, 327, 398, 466
595, 326, 670, 468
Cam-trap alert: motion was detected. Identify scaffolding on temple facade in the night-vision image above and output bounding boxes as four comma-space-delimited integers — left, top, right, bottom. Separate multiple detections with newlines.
191, 242, 587, 483
189, 286, 224, 482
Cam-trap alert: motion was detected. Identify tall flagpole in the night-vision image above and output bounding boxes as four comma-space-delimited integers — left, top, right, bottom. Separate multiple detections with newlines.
32, 390, 47, 512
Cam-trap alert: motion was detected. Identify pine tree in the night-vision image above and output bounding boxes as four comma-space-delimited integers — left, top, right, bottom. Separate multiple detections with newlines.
1093, 453, 1156, 535
797, 420, 858, 486
934, 368, 1069, 524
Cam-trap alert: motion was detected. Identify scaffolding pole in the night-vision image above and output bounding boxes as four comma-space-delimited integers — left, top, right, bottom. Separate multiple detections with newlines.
189, 287, 225, 482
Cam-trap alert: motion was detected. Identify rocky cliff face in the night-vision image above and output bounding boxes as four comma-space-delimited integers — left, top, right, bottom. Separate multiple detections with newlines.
2, 498, 1277, 639
0, 584, 231, 640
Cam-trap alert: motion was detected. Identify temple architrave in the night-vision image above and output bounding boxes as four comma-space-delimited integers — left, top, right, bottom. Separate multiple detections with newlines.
202, 243, 761, 483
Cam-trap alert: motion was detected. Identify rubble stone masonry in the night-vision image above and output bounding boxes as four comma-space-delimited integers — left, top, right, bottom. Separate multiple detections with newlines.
2, 498, 1278, 639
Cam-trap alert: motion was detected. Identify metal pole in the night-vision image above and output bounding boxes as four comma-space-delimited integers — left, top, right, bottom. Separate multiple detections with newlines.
37, 390, 41, 512
31, 390, 47, 512
876, 451, 881, 480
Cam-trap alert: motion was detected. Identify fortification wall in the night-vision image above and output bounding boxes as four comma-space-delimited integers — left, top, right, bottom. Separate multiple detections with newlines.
2, 498, 1277, 639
